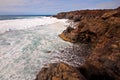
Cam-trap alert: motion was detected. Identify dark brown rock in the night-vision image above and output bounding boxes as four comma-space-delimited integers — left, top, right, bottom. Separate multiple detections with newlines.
79, 35, 120, 80
54, 9, 114, 22
55, 7, 120, 80
35, 63, 86, 80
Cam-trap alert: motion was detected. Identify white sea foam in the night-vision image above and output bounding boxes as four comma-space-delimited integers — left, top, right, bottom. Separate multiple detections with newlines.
0, 17, 73, 80
0, 17, 68, 34
0, 17, 84, 80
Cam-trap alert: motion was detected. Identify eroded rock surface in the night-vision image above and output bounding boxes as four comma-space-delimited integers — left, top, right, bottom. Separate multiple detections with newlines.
35, 63, 86, 80
36, 7, 120, 80
55, 7, 120, 80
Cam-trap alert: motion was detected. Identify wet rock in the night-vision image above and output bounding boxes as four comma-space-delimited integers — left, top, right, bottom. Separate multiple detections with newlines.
35, 63, 86, 80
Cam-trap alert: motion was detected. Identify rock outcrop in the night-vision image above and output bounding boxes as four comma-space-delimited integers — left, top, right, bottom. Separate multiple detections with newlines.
54, 9, 113, 22
58, 7, 120, 44
36, 7, 120, 80
56, 7, 120, 80
35, 63, 86, 80
80, 36, 120, 80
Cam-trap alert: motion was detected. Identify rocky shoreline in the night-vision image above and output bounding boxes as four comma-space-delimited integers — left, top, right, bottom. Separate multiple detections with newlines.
36, 7, 120, 80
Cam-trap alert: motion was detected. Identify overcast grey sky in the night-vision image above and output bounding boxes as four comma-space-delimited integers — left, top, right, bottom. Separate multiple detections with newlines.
0, 0, 119, 15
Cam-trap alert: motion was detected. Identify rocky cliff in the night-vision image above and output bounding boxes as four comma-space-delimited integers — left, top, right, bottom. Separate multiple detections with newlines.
36, 7, 120, 80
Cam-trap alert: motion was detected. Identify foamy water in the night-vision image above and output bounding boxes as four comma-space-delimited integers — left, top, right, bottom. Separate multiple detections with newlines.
0, 17, 68, 33
0, 17, 84, 80
0, 17, 73, 80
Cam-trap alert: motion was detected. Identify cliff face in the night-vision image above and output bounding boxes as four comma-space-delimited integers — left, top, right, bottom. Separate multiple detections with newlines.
54, 9, 113, 22
59, 8, 120, 43
56, 7, 120, 80
36, 7, 120, 80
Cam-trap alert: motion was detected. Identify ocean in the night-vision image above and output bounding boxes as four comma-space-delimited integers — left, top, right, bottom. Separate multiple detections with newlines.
0, 15, 52, 20
0, 15, 82, 80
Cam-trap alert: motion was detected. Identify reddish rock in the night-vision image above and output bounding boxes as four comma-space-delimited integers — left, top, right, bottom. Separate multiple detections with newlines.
36, 7, 120, 80
55, 7, 120, 80
79, 36, 120, 80
35, 63, 86, 80
101, 10, 120, 19
54, 9, 113, 22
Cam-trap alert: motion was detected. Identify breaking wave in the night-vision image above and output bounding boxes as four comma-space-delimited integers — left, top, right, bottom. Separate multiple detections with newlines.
0, 17, 84, 80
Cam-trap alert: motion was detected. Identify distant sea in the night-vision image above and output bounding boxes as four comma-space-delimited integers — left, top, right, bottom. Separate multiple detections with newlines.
0, 15, 52, 20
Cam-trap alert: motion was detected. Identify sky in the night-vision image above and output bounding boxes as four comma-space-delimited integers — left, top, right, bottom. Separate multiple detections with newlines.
0, 0, 120, 15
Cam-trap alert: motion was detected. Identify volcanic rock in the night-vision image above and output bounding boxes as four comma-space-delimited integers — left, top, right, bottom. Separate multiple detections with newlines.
55, 7, 120, 80
36, 7, 120, 80
35, 63, 86, 80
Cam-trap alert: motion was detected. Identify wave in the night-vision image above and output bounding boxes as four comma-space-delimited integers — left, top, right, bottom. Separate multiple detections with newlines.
0, 17, 73, 80
0, 16, 83, 80
0, 17, 68, 34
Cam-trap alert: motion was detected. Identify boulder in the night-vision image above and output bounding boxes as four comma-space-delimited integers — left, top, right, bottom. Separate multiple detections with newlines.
35, 63, 86, 80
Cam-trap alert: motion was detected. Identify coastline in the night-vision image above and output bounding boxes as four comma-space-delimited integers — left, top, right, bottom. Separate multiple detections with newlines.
36, 7, 120, 80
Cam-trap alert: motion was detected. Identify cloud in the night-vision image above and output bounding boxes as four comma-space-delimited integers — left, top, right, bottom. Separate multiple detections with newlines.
0, 0, 119, 14
0, 0, 26, 7
0, 0, 28, 12
98, 0, 120, 9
